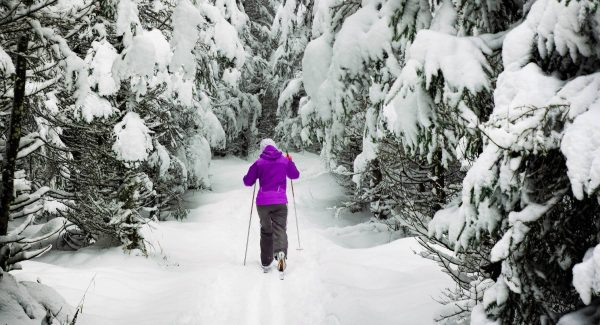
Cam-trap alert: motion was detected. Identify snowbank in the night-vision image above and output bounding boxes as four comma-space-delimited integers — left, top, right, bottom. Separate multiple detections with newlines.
0, 271, 74, 325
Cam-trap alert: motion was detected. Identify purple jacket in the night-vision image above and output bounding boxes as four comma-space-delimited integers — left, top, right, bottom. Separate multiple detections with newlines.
243, 146, 300, 206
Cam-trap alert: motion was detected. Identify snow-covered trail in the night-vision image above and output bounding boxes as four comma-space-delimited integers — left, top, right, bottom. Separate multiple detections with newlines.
15, 153, 451, 325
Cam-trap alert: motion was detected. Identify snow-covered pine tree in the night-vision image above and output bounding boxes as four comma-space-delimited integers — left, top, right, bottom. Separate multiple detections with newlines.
0, 0, 247, 250
376, 1, 525, 321
0, 33, 58, 271
275, 0, 435, 213
57, 0, 249, 246
0, 0, 92, 254
351, 0, 435, 219
194, 0, 261, 158
271, 0, 315, 150
47, 0, 177, 248
239, 0, 280, 147
0, 2, 88, 321
429, 0, 600, 323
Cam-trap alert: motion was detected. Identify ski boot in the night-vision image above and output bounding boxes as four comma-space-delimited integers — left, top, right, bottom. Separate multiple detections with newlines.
276, 251, 286, 280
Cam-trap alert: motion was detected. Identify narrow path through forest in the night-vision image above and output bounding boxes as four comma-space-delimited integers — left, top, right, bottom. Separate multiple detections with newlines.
15, 153, 451, 325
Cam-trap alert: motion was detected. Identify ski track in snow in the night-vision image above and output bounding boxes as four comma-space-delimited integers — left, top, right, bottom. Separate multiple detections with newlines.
14, 153, 451, 325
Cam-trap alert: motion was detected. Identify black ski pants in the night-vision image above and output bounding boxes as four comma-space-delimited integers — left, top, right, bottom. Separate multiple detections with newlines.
256, 204, 288, 266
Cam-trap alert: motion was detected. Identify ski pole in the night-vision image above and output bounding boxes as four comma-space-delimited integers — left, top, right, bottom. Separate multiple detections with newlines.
243, 183, 257, 265
285, 149, 303, 250
290, 178, 302, 250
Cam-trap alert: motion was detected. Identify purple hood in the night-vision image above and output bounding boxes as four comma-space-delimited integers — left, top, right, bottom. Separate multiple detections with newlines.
243, 146, 300, 205
260, 146, 283, 160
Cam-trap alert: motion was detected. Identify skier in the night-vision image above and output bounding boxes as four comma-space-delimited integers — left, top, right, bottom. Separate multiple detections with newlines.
243, 139, 300, 274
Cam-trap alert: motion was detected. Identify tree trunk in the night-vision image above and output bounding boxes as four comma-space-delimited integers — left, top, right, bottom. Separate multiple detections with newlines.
433, 148, 446, 212
0, 36, 28, 236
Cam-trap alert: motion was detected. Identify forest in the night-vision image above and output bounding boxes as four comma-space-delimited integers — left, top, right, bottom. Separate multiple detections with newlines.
1, 0, 600, 324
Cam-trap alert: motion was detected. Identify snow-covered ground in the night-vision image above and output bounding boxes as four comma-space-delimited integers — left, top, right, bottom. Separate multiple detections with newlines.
14, 152, 452, 324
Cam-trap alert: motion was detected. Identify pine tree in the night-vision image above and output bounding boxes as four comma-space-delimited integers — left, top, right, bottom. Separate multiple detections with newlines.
429, 0, 600, 323
271, 0, 315, 150
241, 0, 279, 145
0, 0, 253, 250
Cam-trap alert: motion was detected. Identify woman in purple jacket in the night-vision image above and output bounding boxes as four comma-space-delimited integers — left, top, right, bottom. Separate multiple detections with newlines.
243, 139, 300, 273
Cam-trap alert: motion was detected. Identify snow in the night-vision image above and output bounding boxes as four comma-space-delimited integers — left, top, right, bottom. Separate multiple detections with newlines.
429, 204, 463, 244
490, 199, 558, 262
381, 24, 496, 152
213, 0, 248, 33
526, 0, 595, 61
572, 245, 600, 305
116, 0, 141, 43
501, 22, 535, 71
148, 141, 171, 178
430, 0, 457, 35
482, 278, 509, 310
423, 1, 600, 319
470, 304, 499, 325
79, 92, 116, 123
14, 153, 452, 324
407, 30, 492, 94
222, 67, 241, 87
171, 74, 195, 106
323, 222, 404, 249
310, 0, 339, 37
560, 75, 600, 200
429, 144, 501, 250
393, 0, 432, 42
490, 63, 563, 150
87, 40, 119, 96
302, 0, 426, 132
0, 271, 74, 325
177, 134, 212, 188
171, 0, 203, 79
487, 64, 600, 202
271, 0, 298, 40
0, 45, 15, 75
302, 34, 332, 101
198, 104, 227, 149
352, 131, 378, 186
214, 20, 246, 65
199, 1, 247, 67
119, 29, 172, 82
502, 0, 597, 71
278, 78, 303, 108
558, 301, 600, 325
382, 75, 433, 148
112, 112, 154, 162
331, 3, 392, 77
43, 199, 69, 215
